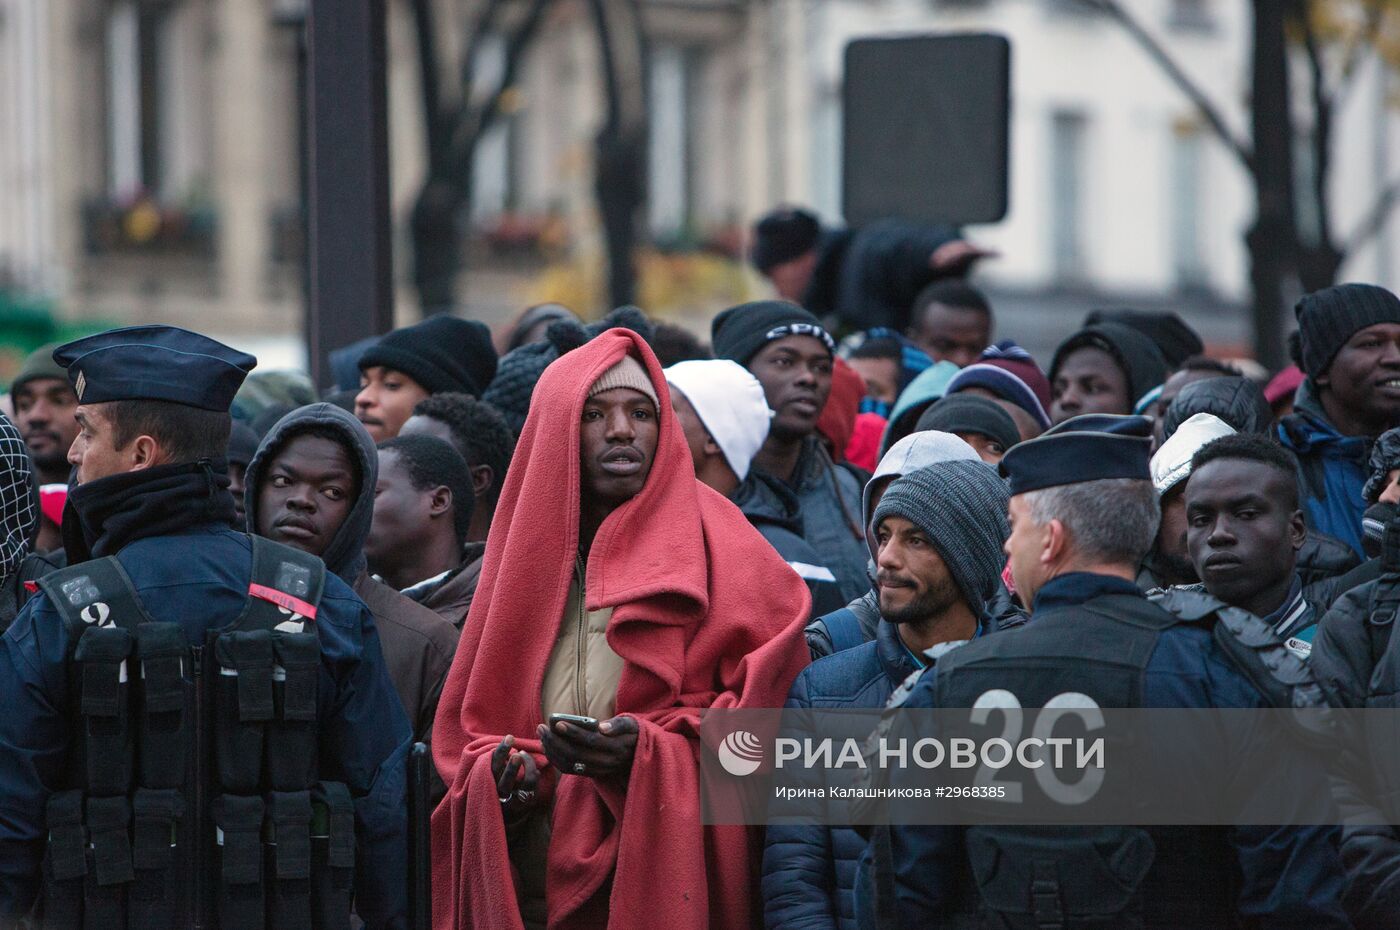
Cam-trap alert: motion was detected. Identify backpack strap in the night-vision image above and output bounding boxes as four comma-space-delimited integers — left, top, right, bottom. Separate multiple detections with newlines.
1364, 516, 1400, 666
38, 557, 150, 646
1156, 587, 1337, 743
819, 607, 866, 654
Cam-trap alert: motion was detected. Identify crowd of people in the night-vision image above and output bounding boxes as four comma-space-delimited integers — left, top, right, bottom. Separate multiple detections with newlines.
3, 203, 1400, 928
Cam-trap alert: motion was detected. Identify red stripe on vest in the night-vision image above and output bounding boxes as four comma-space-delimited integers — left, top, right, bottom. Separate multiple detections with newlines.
248, 583, 317, 620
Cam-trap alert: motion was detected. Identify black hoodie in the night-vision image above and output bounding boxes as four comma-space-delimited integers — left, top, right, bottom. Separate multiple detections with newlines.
245, 403, 458, 741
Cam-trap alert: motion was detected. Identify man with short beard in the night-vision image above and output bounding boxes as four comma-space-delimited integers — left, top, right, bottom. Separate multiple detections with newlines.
764, 460, 1015, 930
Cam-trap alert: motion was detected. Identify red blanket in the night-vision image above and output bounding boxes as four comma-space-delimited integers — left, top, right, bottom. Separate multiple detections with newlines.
431, 328, 811, 930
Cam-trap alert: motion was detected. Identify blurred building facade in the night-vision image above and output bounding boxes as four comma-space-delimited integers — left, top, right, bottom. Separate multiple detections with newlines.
2, 0, 1399, 354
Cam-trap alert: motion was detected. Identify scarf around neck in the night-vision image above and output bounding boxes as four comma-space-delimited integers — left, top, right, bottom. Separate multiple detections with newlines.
63, 460, 236, 563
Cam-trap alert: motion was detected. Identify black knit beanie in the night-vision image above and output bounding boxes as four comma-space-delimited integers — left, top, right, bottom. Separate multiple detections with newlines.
1084, 308, 1203, 369
711, 300, 835, 366
1051, 322, 1168, 411
1295, 283, 1400, 379
483, 306, 654, 434
915, 394, 1020, 452
750, 207, 822, 273
358, 314, 497, 397
872, 460, 1010, 615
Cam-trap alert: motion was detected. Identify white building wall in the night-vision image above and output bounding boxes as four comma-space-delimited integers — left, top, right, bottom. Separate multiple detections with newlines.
792, 0, 1263, 301
0, 0, 58, 293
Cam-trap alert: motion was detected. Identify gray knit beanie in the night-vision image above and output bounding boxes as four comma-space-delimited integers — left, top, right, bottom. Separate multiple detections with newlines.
871, 460, 1010, 615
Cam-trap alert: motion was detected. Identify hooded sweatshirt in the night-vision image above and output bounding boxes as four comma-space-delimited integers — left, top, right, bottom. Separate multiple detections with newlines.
430, 328, 810, 930
1050, 322, 1169, 413
245, 403, 459, 741
879, 361, 961, 456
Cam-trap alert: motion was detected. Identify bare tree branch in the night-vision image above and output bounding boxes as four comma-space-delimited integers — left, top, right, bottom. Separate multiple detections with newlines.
448, 0, 552, 179
459, 0, 507, 103
1344, 175, 1400, 256
1336, 0, 1385, 109
1301, 9, 1336, 249
1081, 0, 1254, 171
411, 0, 450, 170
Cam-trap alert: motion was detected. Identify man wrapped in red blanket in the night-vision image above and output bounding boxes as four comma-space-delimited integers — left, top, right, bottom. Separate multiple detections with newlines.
431, 327, 811, 929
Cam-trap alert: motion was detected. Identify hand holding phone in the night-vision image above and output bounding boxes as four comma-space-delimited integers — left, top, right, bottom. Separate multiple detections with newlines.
539, 714, 639, 779
548, 713, 600, 732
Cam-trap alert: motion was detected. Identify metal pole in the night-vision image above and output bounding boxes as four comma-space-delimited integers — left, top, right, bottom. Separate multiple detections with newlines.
304, 0, 394, 388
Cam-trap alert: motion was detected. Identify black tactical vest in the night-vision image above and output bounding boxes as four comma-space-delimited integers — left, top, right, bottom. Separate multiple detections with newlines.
35, 536, 355, 930
930, 593, 1236, 930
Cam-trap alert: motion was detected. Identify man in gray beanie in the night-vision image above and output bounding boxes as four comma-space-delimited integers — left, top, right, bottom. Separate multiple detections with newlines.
869, 461, 1011, 651
763, 458, 1016, 930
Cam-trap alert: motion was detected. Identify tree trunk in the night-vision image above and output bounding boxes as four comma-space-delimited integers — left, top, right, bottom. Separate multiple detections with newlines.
1248, 0, 1301, 371
589, 0, 648, 309
411, 177, 467, 314
409, 0, 463, 312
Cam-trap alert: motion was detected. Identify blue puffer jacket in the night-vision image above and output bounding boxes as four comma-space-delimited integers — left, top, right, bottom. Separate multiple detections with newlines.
763, 610, 1023, 930
762, 620, 919, 930
1279, 379, 1371, 557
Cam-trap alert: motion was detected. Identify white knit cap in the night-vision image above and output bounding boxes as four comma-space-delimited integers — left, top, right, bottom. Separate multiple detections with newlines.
664, 359, 773, 482
1149, 412, 1236, 495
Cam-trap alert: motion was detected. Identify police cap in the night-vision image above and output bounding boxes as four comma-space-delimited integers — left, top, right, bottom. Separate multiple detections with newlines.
999, 413, 1153, 496
53, 325, 257, 412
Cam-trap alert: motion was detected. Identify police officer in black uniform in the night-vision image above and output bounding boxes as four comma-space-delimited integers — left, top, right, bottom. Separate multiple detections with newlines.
854, 415, 1350, 929
0, 326, 411, 929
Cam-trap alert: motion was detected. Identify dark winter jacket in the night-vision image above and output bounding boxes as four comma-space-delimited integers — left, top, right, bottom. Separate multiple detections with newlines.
1162, 375, 1274, 440
733, 469, 847, 618
247, 403, 459, 743
1309, 557, 1383, 615
406, 542, 486, 629
0, 459, 411, 926
863, 572, 1350, 930
1311, 571, 1400, 928
763, 621, 915, 930
743, 436, 871, 603
765, 612, 1024, 930
1279, 379, 1372, 557
1298, 529, 1363, 589
802, 220, 961, 332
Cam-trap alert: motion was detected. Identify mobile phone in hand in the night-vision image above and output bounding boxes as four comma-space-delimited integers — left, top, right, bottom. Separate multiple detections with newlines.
548, 713, 600, 731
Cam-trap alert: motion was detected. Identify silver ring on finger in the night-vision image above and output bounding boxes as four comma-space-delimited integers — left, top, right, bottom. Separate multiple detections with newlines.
515, 789, 536, 802
573, 762, 587, 775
